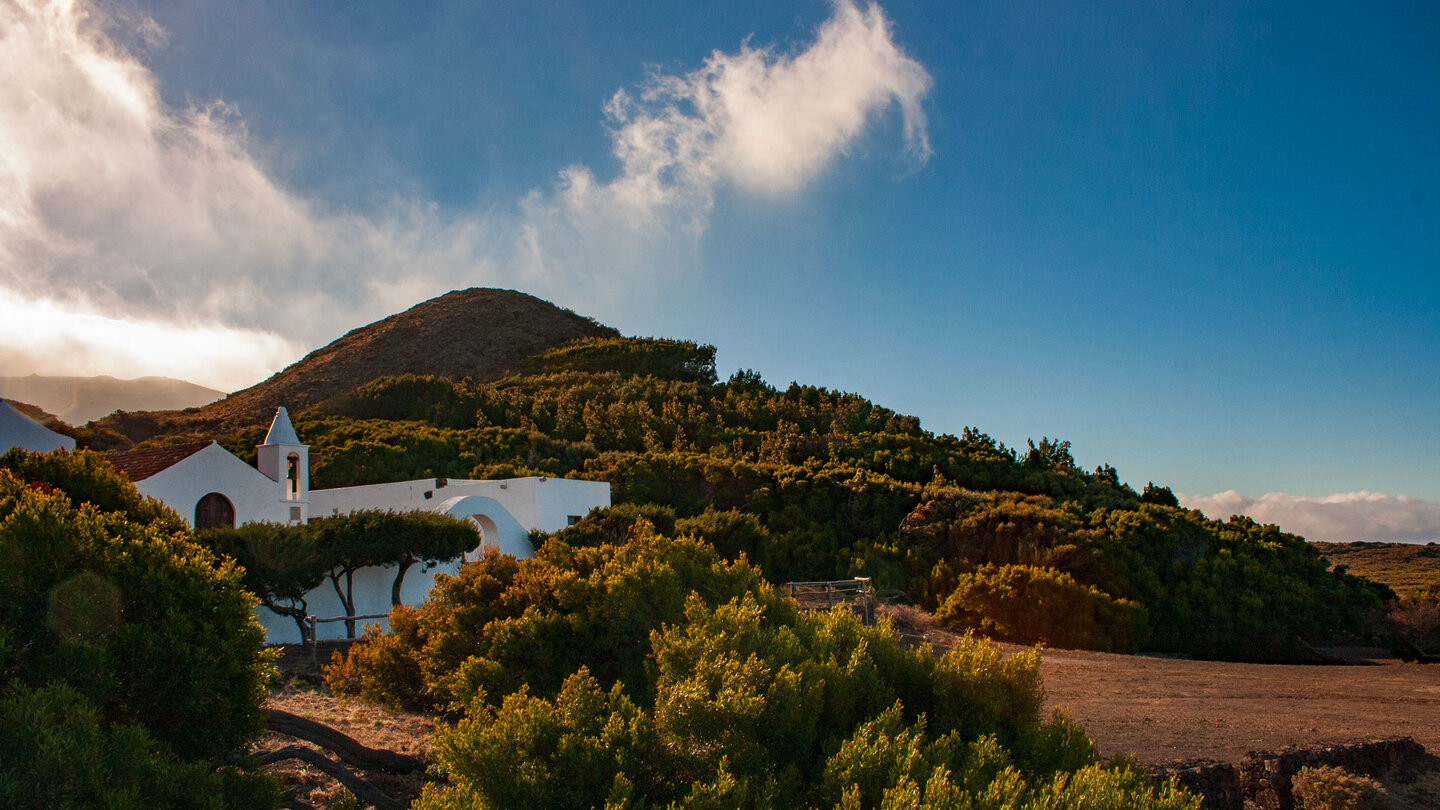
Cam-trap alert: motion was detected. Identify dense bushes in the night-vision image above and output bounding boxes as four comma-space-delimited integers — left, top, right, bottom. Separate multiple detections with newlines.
1291, 765, 1391, 810
0, 446, 185, 531
333, 509, 1199, 808
326, 517, 774, 711
1387, 583, 1440, 657
1089, 510, 1385, 659
533, 336, 719, 384
935, 564, 1149, 652
904, 489, 1382, 658
0, 683, 275, 810
414, 600, 1173, 809
0, 450, 275, 807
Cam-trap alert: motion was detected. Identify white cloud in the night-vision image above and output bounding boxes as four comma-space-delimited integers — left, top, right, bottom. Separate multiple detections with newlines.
0, 287, 297, 390
1178, 490, 1440, 543
0, 0, 930, 390
557, 0, 931, 228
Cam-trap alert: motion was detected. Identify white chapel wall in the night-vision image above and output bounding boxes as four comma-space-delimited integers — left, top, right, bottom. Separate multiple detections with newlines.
134, 443, 288, 527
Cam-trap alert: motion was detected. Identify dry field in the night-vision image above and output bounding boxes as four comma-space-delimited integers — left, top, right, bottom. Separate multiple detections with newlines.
1034, 646, 1440, 763
1313, 541, 1440, 593
881, 606, 1440, 764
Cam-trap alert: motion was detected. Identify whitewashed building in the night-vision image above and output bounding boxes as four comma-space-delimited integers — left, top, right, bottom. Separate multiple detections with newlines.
0, 399, 76, 453
98, 407, 610, 643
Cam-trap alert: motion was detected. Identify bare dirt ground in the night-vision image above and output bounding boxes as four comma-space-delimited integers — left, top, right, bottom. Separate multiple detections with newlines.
262, 676, 438, 808
883, 605, 1440, 809
878, 606, 1440, 764
1032, 646, 1440, 764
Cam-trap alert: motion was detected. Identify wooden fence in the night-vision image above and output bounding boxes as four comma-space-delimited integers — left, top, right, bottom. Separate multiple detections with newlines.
784, 577, 876, 625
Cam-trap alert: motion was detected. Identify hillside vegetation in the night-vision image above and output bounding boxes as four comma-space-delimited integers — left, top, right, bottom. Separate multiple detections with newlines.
195, 333, 1384, 661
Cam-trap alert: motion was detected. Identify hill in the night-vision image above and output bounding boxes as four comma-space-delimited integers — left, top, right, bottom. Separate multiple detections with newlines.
0, 374, 222, 424
71, 290, 1384, 661
81, 288, 618, 445
1313, 541, 1440, 593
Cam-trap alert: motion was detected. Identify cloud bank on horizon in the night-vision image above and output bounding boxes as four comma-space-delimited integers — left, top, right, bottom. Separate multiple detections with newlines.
1179, 490, 1440, 544
0, 0, 929, 390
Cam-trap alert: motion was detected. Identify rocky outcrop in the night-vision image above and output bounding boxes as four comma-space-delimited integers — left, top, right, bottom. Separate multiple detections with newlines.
1153, 738, 1428, 810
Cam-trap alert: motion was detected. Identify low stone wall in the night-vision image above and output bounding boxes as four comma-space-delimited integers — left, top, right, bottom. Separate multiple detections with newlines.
1152, 738, 1428, 810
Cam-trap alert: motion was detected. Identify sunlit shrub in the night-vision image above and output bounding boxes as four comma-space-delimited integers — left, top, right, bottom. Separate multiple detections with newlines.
328, 518, 774, 712
1292, 765, 1391, 810
934, 564, 1149, 652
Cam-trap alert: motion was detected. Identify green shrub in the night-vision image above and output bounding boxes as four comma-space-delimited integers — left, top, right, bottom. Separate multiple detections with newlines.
413, 589, 1193, 809
0, 447, 184, 532
328, 519, 774, 712
1292, 765, 1391, 810
423, 668, 657, 810
0, 470, 271, 759
0, 456, 274, 807
534, 336, 718, 384
935, 564, 1149, 652
0, 682, 276, 810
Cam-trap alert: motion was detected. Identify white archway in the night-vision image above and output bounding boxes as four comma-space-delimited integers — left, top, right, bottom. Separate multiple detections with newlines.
466, 513, 501, 562
434, 495, 533, 560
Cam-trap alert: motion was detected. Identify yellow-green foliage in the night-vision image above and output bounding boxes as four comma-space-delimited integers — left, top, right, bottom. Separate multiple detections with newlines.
336, 506, 1195, 808
409, 591, 1194, 809
934, 564, 1150, 652
1292, 765, 1391, 810
327, 518, 775, 712
0, 450, 275, 808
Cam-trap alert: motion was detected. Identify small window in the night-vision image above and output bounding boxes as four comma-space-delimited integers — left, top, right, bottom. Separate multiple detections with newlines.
423, 490, 433, 500
289, 506, 302, 522
567, 515, 582, 526
195, 493, 235, 529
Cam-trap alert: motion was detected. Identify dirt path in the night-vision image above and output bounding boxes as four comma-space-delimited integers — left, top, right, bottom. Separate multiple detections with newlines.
1034, 647, 1440, 764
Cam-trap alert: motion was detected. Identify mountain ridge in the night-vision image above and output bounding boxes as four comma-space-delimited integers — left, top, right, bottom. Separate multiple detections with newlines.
0, 374, 223, 425
82, 288, 618, 445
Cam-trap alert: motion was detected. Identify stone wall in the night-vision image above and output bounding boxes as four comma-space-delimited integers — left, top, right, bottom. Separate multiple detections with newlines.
1152, 737, 1428, 810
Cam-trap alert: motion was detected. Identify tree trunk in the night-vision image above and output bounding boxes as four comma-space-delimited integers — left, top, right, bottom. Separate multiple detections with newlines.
266, 709, 426, 773
329, 568, 358, 638
261, 597, 309, 643
391, 557, 415, 607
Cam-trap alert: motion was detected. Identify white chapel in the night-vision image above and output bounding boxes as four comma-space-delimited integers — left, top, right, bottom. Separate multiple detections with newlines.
97, 407, 610, 642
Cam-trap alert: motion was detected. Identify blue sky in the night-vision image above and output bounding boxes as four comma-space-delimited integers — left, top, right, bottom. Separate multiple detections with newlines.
2, 0, 1436, 540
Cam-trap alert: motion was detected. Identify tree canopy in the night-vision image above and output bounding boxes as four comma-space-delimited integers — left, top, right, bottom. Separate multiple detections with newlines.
0, 449, 275, 808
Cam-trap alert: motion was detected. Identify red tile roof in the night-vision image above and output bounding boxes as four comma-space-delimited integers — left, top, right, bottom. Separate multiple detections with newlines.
104, 441, 213, 482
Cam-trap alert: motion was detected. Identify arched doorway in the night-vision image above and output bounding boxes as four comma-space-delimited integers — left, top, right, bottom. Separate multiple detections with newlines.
468, 514, 501, 557
194, 493, 235, 529
435, 495, 532, 560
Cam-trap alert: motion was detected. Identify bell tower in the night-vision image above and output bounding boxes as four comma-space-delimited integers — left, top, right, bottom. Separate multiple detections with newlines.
257, 406, 309, 524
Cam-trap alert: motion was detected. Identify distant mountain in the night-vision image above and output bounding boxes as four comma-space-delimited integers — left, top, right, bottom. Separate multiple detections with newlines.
85, 288, 619, 444
0, 375, 223, 425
